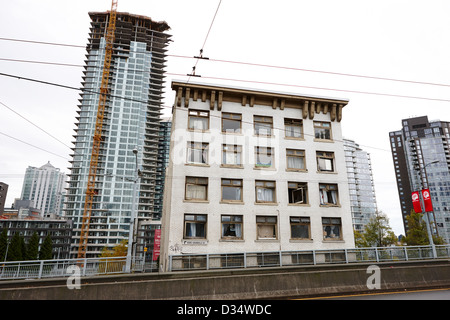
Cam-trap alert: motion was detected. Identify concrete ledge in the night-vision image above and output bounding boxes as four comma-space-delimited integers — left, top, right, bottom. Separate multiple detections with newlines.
1, 260, 450, 299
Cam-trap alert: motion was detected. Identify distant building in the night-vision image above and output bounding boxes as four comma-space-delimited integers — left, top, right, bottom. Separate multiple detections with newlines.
0, 217, 73, 259
0, 182, 8, 214
343, 139, 378, 232
20, 162, 67, 218
160, 80, 355, 272
389, 116, 450, 242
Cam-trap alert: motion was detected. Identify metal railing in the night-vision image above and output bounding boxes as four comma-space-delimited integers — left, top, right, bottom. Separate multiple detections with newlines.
168, 245, 450, 271
0, 256, 156, 281
1, 245, 449, 280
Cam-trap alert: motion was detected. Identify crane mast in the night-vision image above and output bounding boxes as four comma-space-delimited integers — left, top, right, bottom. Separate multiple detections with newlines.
77, 0, 118, 259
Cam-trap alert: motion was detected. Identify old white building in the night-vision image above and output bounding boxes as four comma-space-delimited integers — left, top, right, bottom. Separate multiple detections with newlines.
160, 81, 355, 271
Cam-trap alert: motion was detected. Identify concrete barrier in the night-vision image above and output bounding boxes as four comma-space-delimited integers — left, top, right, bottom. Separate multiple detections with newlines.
1, 260, 449, 300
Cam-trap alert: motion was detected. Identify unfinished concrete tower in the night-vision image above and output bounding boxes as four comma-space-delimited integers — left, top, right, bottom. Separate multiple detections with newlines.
65, 11, 171, 258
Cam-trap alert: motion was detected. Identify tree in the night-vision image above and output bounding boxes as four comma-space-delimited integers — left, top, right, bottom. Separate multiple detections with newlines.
403, 210, 446, 245
25, 232, 40, 260
99, 240, 128, 258
354, 211, 398, 247
39, 234, 53, 260
8, 233, 24, 261
0, 229, 8, 262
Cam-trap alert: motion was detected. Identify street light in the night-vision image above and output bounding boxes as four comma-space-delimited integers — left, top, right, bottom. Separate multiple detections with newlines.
125, 148, 141, 273
420, 160, 439, 258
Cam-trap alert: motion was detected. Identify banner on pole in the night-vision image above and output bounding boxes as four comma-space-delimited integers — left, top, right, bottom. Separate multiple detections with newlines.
421, 189, 433, 212
411, 191, 422, 213
152, 229, 161, 261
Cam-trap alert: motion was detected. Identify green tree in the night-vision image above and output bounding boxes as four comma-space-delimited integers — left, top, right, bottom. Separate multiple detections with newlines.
403, 210, 445, 245
25, 232, 40, 260
0, 229, 8, 262
39, 234, 53, 260
354, 211, 398, 247
8, 233, 23, 261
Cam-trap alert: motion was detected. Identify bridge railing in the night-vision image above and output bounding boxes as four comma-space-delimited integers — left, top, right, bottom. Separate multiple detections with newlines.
168, 245, 450, 271
0, 256, 150, 281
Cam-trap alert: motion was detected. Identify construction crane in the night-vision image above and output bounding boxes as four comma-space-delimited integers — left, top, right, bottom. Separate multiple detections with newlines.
77, 0, 118, 259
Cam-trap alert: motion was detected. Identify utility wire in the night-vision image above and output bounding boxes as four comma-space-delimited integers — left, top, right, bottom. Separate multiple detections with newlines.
187, 0, 222, 81
0, 71, 391, 153
0, 131, 69, 160
2, 36, 450, 89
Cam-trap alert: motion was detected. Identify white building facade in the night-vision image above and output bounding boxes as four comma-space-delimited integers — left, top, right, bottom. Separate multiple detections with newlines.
20, 162, 67, 217
160, 81, 355, 271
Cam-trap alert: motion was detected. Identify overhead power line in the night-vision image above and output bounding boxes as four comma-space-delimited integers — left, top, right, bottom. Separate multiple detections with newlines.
0, 71, 392, 153
2, 36, 450, 89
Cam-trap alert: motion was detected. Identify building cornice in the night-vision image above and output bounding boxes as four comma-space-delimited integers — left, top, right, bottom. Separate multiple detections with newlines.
172, 81, 349, 122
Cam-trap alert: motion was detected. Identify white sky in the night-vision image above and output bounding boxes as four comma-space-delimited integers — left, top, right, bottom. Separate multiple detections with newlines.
1, 0, 450, 235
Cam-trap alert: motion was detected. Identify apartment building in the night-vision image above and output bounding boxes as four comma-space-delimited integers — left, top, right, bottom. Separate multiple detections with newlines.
389, 116, 450, 242
343, 139, 378, 232
65, 11, 171, 257
160, 81, 355, 271
20, 162, 67, 217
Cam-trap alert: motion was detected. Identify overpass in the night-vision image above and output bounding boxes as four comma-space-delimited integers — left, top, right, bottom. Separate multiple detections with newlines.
1, 259, 449, 300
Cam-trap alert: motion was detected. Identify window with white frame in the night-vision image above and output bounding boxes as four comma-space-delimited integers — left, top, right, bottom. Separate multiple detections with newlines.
288, 182, 308, 204
184, 214, 207, 239
314, 121, 332, 140
322, 217, 342, 240
319, 183, 339, 206
255, 147, 274, 168
222, 144, 242, 167
290, 217, 311, 239
187, 142, 208, 164
256, 216, 277, 240
286, 149, 306, 171
221, 215, 243, 240
316, 151, 335, 172
255, 180, 276, 203
284, 118, 303, 138
188, 109, 209, 131
185, 177, 208, 201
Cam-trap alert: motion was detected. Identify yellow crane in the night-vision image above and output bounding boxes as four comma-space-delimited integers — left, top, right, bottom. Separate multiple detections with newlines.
77, 0, 118, 259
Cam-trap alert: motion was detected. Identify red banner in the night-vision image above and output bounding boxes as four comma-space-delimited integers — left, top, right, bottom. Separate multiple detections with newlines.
152, 229, 161, 261
411, 191, 422, 213
421, 189, 433, 212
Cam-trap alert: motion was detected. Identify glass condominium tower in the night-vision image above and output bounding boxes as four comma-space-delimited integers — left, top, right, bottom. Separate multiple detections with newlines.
343, 139, 378, 232
65, 11, 171, 257
389, 116, 450, 242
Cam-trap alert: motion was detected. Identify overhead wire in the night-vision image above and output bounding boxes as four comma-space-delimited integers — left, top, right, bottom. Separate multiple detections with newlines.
3, 36, 450, 89
0, 70, 391, 153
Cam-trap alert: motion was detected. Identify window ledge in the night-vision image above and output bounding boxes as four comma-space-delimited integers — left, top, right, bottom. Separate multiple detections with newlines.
288, 203, 310, 207
317, 171, 338, 174
183, 200, 209, 203
185, 163, 210, 167
314, 138, 334, 143
254, 202, 278, 206
220, 165, 244, 169
322, 239, 345, 243
219, 239, 245, 242
290, 239, 313, 243
255, 239, 279, 243
220, 201, 244, 205
320, 204, 341, 208
286, 168, 308, 173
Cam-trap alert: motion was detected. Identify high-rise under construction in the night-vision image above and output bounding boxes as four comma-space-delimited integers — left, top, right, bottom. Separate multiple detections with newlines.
65, 11, 171, 258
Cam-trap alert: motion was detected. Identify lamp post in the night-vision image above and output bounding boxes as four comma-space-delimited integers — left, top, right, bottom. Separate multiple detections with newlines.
125, 148, 140, 273
420, 160, 439, 259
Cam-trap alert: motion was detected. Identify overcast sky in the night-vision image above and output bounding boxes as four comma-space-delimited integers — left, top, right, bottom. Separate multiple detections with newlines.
1, 0, 450, 235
